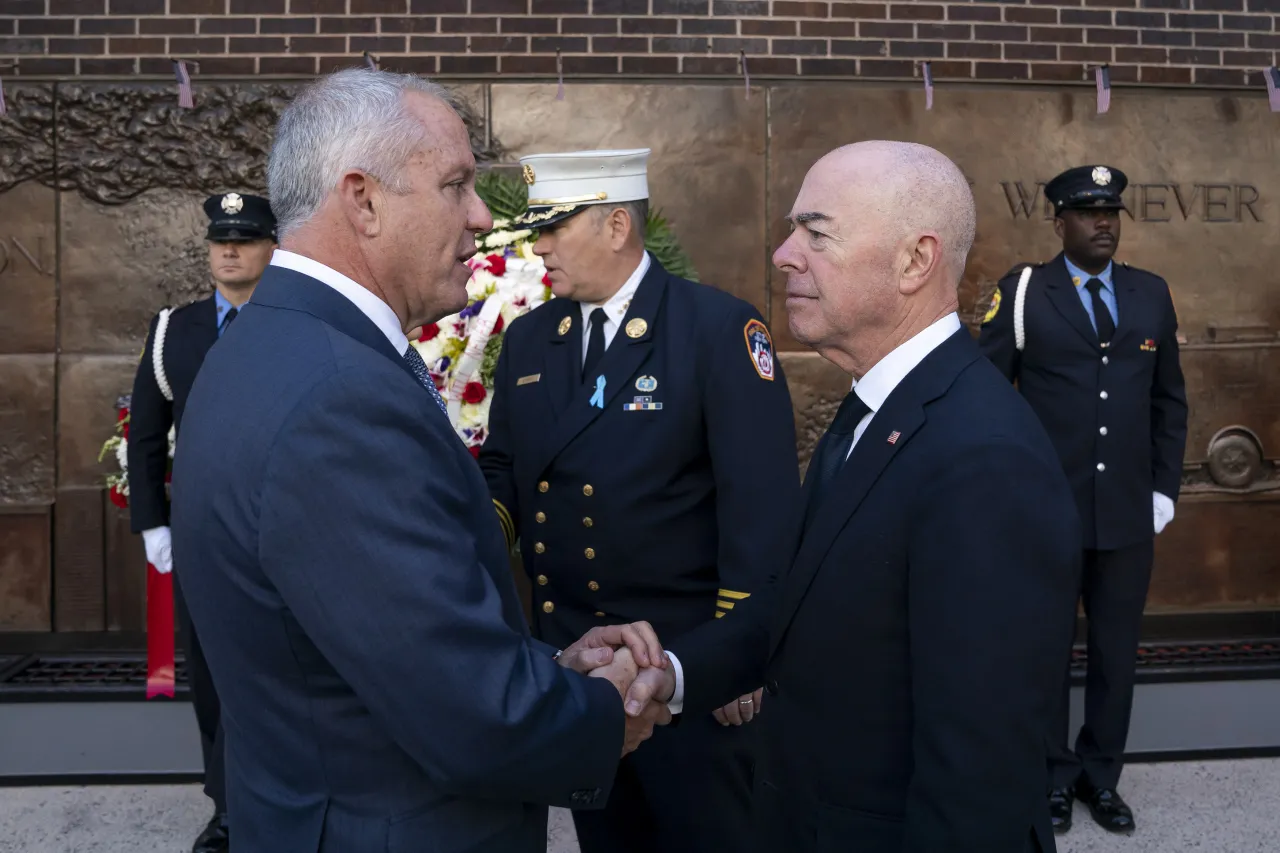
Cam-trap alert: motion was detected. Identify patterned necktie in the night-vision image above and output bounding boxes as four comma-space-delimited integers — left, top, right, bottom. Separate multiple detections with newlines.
402, 344, 448, 414
582, 308, 608, 382
806, 389, 872, 517
1084, 278, 1115, 346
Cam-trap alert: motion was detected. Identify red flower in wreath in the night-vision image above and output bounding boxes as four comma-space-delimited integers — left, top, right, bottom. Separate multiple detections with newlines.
418, 323, 440, 342
485, 254, 506, 277
463, 382, 487, 404
492, 315, 505, 335
542, 273, 553, 288
468, 445, 481, 459
118, 406, 130, 439
109, 485, 128, 509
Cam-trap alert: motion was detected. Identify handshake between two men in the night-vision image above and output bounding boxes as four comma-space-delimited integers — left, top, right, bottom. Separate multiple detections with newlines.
552, 621, 763, 757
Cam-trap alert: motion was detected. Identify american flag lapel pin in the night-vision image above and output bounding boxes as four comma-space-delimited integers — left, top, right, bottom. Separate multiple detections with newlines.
887, 431, 901, 445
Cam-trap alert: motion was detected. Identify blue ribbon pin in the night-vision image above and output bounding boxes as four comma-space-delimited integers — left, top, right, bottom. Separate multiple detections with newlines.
589, 375, 606, 408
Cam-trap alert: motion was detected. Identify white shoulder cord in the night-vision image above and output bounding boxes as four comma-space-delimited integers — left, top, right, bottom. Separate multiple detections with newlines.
1013, 266, 1032, 352
152, 308, 175, 403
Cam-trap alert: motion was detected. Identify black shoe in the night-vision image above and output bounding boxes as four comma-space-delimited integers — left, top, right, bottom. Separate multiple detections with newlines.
1048, 787, 1073, 834
192, 813, 229, 853
1075, 783, 1135, 834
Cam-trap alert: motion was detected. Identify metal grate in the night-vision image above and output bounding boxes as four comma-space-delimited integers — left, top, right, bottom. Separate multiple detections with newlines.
0, 655, 188, 695
1071, 639, 1280, 679
0, 641, 1276, 699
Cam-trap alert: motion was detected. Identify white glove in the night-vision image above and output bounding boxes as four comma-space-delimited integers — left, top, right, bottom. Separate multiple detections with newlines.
1153, 492, 1175, 535
142, 526, 173, 574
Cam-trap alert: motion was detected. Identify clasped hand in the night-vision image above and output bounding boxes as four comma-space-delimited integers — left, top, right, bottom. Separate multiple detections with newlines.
555, 622, 762, 757
554, 621, 676, 756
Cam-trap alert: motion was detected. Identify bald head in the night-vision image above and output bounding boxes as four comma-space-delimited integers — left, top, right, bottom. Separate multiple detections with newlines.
774, 141, 976, 377
814, 141, 976, 284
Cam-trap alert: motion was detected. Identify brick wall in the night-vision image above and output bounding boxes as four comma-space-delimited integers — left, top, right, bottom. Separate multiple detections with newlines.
1, 1, 1277, 87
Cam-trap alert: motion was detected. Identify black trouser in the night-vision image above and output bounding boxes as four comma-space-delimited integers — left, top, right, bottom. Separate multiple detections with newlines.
174, 571, 227, 815
572, 710, 756, 853
1048, 540, 1154, 791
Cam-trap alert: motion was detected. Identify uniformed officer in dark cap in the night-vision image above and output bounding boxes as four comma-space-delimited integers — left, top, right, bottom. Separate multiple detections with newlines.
127, 191, 277, 853
977, 165, 1188, 837
478, 149, 801, 853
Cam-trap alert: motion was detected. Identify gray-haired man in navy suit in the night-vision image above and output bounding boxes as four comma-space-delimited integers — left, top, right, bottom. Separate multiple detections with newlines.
170, 68, 673, 853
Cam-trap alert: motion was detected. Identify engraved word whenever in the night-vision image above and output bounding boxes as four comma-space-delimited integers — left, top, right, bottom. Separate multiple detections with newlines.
1000, 181, 1263, 223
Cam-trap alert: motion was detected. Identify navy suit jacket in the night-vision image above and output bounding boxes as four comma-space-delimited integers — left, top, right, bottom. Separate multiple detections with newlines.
977, 253, 1188, 550
170, 265, 624, 853
670, 329, 1081, 853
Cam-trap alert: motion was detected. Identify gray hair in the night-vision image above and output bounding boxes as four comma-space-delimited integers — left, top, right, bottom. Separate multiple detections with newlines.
267, 68, 455, 239
591, 198, 649, 244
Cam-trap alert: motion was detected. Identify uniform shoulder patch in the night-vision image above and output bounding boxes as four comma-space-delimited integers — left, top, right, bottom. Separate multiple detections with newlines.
743, 318, 775, 381
982, 287, 1002, 324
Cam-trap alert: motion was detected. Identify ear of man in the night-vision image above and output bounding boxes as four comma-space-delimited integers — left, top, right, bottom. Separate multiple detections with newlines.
340, 170, 382, 238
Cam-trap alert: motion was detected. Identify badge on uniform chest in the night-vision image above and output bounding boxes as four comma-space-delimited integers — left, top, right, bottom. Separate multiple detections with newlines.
623, 375, 663, 411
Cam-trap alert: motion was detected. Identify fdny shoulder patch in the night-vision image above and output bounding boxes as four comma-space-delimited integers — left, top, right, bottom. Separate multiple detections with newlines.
983, 288, 1002, 324
743, 319, 775, 381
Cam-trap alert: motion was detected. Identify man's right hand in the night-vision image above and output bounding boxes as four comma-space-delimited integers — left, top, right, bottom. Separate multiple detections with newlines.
142, 526, 173, 574
590, 648, 672, 755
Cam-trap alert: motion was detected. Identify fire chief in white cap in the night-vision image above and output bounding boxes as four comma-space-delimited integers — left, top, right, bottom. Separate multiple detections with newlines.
479, 149, 802, 852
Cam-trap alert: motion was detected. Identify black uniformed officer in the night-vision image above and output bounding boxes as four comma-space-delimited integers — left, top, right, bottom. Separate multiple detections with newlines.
479, 149, 802, 853
127, 191, 277, 853
978, 165, 1188, 837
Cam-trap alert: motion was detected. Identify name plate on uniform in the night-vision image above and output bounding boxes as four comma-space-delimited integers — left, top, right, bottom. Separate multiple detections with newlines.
517, 373, 542, 386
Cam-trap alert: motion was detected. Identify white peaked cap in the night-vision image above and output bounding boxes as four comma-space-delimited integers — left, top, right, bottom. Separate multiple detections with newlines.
512, 148, 651, 228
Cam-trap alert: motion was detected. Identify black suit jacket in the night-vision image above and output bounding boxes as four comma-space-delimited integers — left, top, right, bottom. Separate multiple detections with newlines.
671, 328, 1080, 853
127, 295, 220, 533
479, 257, 801, 650
977, 253, 1188, 550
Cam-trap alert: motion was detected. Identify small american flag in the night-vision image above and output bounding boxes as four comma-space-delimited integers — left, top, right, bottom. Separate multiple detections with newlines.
887, 431, 901, 445
922, 61, 933, 110
1096, 64, 1111, 115
555, 49, 565, 101
0, 74, 6, 118
364, 51, 378, 71
173, 59, 193, 109
1266, 67, 1280, 113
740, 50, 750, 100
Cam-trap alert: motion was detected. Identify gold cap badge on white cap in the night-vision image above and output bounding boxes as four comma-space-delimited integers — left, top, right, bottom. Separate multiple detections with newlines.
513, 148, 651, 228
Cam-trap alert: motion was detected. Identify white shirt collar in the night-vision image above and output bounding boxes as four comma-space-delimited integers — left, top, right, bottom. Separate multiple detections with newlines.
580, 251, 651, 329
268, 249, 410, 355
851, 312, 963, 409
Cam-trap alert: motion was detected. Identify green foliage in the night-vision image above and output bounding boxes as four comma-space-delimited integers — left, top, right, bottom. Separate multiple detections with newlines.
475, 170, 530, 225
479, 332, 503, 388
473, 169, 699, 283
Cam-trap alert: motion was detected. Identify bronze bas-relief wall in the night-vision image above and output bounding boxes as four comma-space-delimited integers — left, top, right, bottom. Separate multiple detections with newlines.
0, 80, 1276, 633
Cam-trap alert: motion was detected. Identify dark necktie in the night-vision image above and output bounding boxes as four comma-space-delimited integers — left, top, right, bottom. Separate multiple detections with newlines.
402, 344, 448, 414
806, 389, 872, 513
1084, 278, 1115, 346
221, 306, 238, 334
582, 308, 608, 381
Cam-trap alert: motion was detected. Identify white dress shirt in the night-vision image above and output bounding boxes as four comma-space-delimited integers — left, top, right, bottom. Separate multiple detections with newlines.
269, 249, 410, 356
845, 312, 962, 459
579, 252, 650, 366
664, 311, 962, 713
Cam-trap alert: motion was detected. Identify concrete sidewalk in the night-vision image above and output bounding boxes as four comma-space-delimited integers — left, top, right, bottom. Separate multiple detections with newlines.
2, 758, 1277, 852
